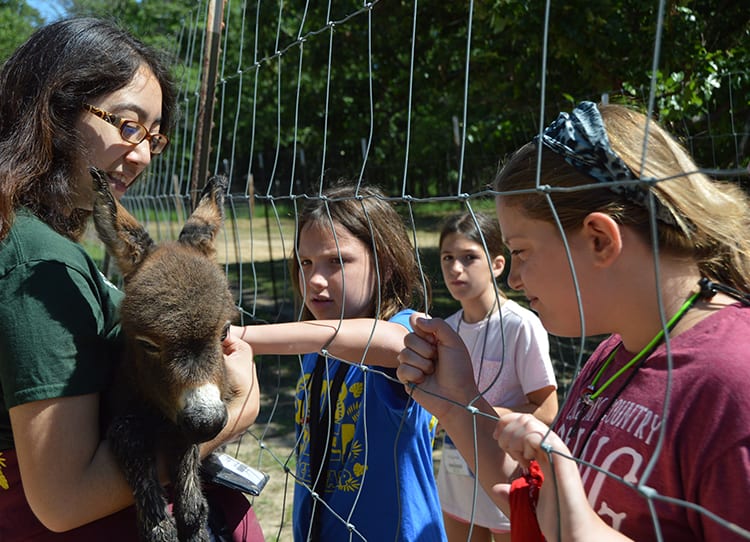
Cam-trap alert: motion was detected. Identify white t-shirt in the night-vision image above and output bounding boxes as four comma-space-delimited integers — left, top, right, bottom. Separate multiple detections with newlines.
437, 299, 557, 531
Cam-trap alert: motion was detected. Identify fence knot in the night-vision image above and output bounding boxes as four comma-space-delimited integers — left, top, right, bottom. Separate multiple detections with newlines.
638, 485, 658, 499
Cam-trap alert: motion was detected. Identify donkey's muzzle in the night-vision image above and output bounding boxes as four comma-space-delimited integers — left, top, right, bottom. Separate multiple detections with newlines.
177, 384, 228, 442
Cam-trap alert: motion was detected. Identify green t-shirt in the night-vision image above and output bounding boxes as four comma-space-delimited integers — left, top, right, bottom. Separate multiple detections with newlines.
0, 210, 123, 450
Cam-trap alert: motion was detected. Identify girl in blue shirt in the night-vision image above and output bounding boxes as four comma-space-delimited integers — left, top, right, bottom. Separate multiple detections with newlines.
234, 183, 446, 541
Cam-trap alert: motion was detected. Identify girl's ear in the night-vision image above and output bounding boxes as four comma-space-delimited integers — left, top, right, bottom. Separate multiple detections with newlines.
491, 254, 506, 279
581, 212, 622, 267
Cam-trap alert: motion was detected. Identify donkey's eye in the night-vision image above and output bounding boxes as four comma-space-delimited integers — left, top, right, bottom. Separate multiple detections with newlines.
220, 322, 231, 341
135, 335, 160, 354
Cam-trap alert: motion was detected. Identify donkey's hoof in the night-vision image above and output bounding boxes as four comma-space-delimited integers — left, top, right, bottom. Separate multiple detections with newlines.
145, 517, 179, 542
184, 528, 211, 542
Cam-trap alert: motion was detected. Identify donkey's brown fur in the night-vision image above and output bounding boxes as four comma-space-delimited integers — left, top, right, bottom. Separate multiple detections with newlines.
91, 169, 237, 542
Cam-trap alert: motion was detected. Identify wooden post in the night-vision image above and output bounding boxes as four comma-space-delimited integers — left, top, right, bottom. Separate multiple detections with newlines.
190, 0, 225, 208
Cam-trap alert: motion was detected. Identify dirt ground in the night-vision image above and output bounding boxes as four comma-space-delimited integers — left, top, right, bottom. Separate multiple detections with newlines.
235, 434, 296, 541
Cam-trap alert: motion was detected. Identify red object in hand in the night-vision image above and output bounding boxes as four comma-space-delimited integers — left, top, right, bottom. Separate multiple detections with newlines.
510, 460, 546, 542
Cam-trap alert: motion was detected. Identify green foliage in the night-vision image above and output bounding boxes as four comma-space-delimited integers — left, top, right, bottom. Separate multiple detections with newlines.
0, 0, 45, 62
61, 0, 197, 53
5, 0, 749, 188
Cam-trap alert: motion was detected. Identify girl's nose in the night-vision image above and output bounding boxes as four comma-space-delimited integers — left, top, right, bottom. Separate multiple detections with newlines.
307, 267, 327, 288
506, 265, 522, 291
448, 260, 463, 274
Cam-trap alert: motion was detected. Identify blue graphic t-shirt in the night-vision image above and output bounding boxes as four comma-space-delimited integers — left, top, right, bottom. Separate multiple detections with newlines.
292, 309, 446, 541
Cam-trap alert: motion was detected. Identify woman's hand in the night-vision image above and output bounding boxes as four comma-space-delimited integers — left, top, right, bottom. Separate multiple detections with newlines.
205, 330, 260, 448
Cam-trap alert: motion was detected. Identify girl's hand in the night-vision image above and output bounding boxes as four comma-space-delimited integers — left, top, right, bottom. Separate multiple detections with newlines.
493, 412, 557, 468
396, 313, 478, 419
494, 413, 564, 538
493, 414, 629, 541
230, 324, 248, 343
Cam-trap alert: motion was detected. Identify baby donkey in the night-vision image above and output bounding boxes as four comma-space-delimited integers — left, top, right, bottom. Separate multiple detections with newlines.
91, 169, 238, 542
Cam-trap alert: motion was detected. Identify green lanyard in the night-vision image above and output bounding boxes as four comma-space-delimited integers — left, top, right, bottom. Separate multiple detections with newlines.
581, 290, 701, 405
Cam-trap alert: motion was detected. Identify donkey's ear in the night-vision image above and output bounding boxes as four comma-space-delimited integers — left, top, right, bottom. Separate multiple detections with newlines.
90, 167, 155, 280
178, 175, 228, 258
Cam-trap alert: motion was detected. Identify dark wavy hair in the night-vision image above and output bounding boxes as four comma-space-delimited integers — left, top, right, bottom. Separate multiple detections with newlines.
0, 17, 177, 241
290, 183, 431, 321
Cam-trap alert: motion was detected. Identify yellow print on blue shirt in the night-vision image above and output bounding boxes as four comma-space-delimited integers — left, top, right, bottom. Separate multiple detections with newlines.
296, 367, 369, 494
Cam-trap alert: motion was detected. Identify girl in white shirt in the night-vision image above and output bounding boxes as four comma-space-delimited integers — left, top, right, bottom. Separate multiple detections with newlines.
436, 211, 558, 542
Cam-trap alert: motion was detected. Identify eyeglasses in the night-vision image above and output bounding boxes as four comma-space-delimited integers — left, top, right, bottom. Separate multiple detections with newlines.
82, 103, 170, 155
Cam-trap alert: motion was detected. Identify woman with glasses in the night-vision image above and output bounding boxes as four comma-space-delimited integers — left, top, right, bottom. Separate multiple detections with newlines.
0, 18, 262, 540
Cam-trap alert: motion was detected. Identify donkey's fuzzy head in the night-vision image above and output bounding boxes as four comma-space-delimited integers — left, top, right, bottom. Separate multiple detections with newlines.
91, 169, 237, 443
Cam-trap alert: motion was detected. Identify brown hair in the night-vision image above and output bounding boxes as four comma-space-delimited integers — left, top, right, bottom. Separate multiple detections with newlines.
290, 183, 430, 321
494, 103, 750, 292
439, 211, 506, 260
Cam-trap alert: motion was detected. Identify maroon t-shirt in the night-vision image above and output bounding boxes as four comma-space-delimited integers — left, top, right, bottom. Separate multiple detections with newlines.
556, 303, 750, 541
0, 448, 264, 541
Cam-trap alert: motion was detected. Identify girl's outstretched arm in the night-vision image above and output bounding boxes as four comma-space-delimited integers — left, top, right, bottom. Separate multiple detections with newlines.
495, 413, 633, 542
232, 319, 408, 368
